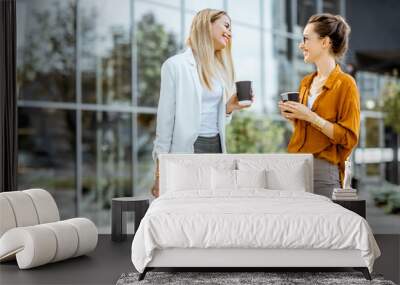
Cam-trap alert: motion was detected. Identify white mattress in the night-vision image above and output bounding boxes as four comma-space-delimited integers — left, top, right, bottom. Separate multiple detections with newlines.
131, 190, 380, 273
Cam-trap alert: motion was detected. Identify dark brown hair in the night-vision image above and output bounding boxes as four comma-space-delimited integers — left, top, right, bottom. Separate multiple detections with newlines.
308, 13, 351, 59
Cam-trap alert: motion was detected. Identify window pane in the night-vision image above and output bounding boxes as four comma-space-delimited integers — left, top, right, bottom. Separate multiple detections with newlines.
141, 0, 181, 8
228, 0, 260, 27
135, 3, 181, 107
297, 0, 317, 28
273, 36, 296, 107
366, 118, 380, 147
17, 0, 76, 102
357, 71, 382, 110
18, 108, 76, 219
266, 34, 293, 112
366, 164, 380, 176
81, 111, 133, 233
136, 114, 157, 197
264, 0, 289, 32
293, 36, 315, 81
185, 0, 223, 13
323, 0, 341, 14
80, 0, 132, 105
232, 25, 262, 111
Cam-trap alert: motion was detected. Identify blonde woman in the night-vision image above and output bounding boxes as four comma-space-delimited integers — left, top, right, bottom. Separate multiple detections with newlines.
151, 9, 253, 197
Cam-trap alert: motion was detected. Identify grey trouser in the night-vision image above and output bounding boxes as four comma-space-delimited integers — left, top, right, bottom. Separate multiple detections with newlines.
313, 157, 341, 198
194, 134, 222, 154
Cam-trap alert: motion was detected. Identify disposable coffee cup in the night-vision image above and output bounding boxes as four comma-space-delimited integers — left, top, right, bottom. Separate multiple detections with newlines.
235, 81, 253, 106
280, 92, 299, 102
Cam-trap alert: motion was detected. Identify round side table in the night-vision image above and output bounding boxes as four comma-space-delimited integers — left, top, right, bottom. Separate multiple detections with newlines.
111, 196, 150, 242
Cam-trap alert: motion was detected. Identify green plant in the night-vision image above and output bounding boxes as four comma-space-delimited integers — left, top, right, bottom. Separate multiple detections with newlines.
226, 112, 289, 154
368, 182, 400, 214
370, 187, 396, 206
381, 78, 400, 134
385, 192, 400, 214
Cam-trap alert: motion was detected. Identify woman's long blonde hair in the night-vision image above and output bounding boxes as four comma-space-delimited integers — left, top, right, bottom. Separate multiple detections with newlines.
186, 9, 235, 96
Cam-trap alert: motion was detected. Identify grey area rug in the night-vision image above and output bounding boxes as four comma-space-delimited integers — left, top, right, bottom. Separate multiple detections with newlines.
116, 272, 396, 285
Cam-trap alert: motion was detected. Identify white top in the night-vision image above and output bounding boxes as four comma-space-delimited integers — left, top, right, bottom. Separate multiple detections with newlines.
307, 75, 327, 109
199, 80, 223, 137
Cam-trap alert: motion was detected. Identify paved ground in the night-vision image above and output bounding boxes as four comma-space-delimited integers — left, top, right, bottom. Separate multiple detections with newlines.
358, 184, 400, 234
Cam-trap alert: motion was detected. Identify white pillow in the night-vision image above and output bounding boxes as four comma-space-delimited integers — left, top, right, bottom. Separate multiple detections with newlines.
211, 169, 237, 190
266, 168, 306, 191
167, 162, 211, 191
237, 158, 307, 191
236, 169, 267, 189
211, 169, 268, 190
164, 158, 236, 193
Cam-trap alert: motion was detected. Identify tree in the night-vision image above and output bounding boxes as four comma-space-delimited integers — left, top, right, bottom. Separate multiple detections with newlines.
381, 78, 400, 134
17, 1, 96, 102
381, 76, 400, 184
136, 13, 179, 107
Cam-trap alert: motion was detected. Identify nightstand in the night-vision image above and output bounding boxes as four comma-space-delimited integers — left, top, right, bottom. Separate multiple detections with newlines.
111, 197, 150, 242
333, 199, 366, 218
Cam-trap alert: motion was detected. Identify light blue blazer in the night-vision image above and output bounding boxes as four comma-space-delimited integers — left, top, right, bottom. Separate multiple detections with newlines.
152, 48, 232, 160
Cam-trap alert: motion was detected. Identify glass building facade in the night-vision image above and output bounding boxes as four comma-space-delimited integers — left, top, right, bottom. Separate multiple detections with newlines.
18, 0, 397, 234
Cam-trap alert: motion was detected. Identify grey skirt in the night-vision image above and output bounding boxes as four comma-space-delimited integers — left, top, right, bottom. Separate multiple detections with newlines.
194, 134, 222, 154
313, 158, 341, 198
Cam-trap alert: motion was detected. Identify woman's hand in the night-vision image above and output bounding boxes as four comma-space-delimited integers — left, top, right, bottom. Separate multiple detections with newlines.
151, 159, 160, 198
279, 101, 314, 122
151, 177, 160, 198
278, 101, 294, 122
226, 92, 255, 114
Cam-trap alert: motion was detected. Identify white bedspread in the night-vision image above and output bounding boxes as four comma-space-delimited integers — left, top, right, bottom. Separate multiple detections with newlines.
131, 190, 380, 273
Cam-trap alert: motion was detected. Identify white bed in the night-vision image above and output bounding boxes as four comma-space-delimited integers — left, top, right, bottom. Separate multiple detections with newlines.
131, 154, 380, 280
